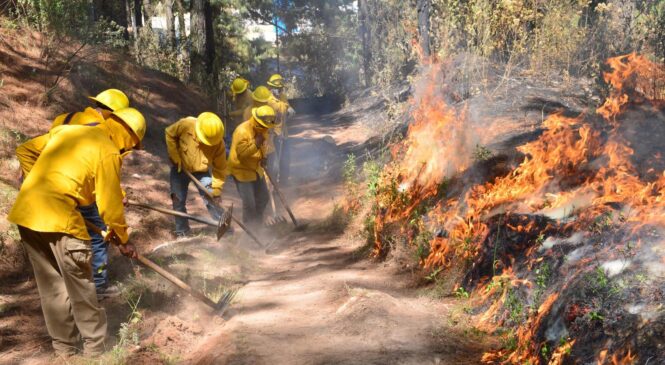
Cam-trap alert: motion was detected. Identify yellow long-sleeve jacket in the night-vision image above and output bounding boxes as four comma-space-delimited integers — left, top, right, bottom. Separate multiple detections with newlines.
263, 96, 291, 155
242, 101, 268, 123
228, 118, 270, 182
165, 117, 227, 194
51, 107, 110, 129
230, 90, 253, 118
268, 95, 290, 137
229, 90, 254, 132
9, 125, 129, 243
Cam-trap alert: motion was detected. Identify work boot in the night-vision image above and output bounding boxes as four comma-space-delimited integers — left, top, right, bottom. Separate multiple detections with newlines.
96, 285, 121, 300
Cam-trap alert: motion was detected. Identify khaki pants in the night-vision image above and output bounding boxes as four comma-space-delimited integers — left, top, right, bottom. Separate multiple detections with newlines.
18, 226, 107, 356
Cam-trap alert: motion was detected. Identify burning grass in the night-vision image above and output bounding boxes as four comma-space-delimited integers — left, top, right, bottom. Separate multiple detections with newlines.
368, 54, 665, 363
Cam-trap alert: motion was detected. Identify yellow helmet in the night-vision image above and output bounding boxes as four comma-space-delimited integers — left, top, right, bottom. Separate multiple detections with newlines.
88, 89, 130, 111
195, 112, 224, 146
252, 86, 273, 103
252, 105, 276, 129
267, 74, 284, 88
111, 107, 146, 149
230, 78, 249, 95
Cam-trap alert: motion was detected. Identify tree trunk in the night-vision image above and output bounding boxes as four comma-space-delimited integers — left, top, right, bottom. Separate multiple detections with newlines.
190, 0, 206, 84
416, 0, 431, 57
125, 0, 135, 39
133, 0, 143, 30
358, 0, 372, 87
142, 0, 153, 30
175, 0, 186, 43
165, 0, 176, 49
204, 0, 216, 75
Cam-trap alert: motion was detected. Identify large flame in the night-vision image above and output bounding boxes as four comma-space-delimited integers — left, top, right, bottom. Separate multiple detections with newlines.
374, 53, 664, 363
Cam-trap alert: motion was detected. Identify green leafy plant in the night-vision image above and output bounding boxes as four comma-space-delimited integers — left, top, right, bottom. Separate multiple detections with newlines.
588, 311, 604, 322
506, 289, 525, 324
473, 144, 493, 161
454, 286, 470, 299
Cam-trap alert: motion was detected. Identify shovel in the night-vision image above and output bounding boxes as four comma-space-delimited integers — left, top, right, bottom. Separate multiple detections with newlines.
127, 200, 232, 241
183, 170, 266, 248
84, 220, 237, 315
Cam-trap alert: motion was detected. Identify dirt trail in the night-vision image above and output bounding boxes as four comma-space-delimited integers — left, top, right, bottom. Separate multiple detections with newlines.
180, 113, 494, 365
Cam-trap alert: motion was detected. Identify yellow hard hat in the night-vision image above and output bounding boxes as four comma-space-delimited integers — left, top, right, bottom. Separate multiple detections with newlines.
231, 78, 249, 95
252, 86, 273, 103
88, 89, 130, 111
112, 107, 146, 149
195, 112, 224, 146
267, 74, 284, 88
252, 105, 276, 129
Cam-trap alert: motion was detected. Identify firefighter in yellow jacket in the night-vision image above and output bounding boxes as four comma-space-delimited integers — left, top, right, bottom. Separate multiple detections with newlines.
165, 112, 227, 237
51, 89, 130, 129
266, 74, 295, 184
42, 88, 132, 298
228, 78, 253, 137
242, 86, 273, 122
228, 105, 276, 228
8, 107, 146, 357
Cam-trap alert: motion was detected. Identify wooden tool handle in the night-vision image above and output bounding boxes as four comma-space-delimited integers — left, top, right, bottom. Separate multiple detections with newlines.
183, 170, 266, 248
264, 169, 299, 227
136, 254, 217, 309
84, 219, 218, 310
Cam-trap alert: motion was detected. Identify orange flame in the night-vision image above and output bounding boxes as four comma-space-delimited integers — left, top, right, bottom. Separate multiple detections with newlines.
375, 53, 664, 361
597, 349, 637, 365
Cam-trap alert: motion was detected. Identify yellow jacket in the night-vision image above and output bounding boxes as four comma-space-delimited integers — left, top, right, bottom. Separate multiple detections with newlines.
242, 101, 269, 123
9, 125, 129, 243
268, 96, 290, 137
51, 107, 110, 129
228, 118, 270, 182
229, 91, 253, 119
165, 117, 227, 193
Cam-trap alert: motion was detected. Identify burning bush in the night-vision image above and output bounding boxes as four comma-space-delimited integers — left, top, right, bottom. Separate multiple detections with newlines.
369, 54, 665, 363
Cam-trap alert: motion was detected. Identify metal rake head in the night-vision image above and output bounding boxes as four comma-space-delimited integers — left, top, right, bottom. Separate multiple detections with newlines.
214, 287, 239, 316
266, 215, 287, 227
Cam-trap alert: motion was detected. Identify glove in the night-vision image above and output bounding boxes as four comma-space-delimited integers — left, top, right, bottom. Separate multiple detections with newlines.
287, 107, 296, 117
211, 187, 222, 197
117, 242, 138, 259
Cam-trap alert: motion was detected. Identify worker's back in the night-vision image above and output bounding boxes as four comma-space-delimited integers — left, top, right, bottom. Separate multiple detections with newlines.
9, 125, 124, 240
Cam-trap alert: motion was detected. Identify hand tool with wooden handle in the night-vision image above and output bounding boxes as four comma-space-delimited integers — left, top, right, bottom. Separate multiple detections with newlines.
127, 200, 232, 241
263, 168, 302, 229
183, 170, 266, 248
84, 220, 236, 315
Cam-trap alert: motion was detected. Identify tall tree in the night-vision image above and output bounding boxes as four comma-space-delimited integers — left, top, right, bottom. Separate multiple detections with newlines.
165, 0, 176, 49
204, 0, 216, 75
142, 0, 153, 30
134, 0, 143, 30
416, 0, 431, 57
358, 0, 372, 87
174, 0, 186, 46
125, 0, 136, 39
190, 0, 207, 84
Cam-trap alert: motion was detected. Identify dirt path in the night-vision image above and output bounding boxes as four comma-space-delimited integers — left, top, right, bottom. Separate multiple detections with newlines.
178, 113, 494, 365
